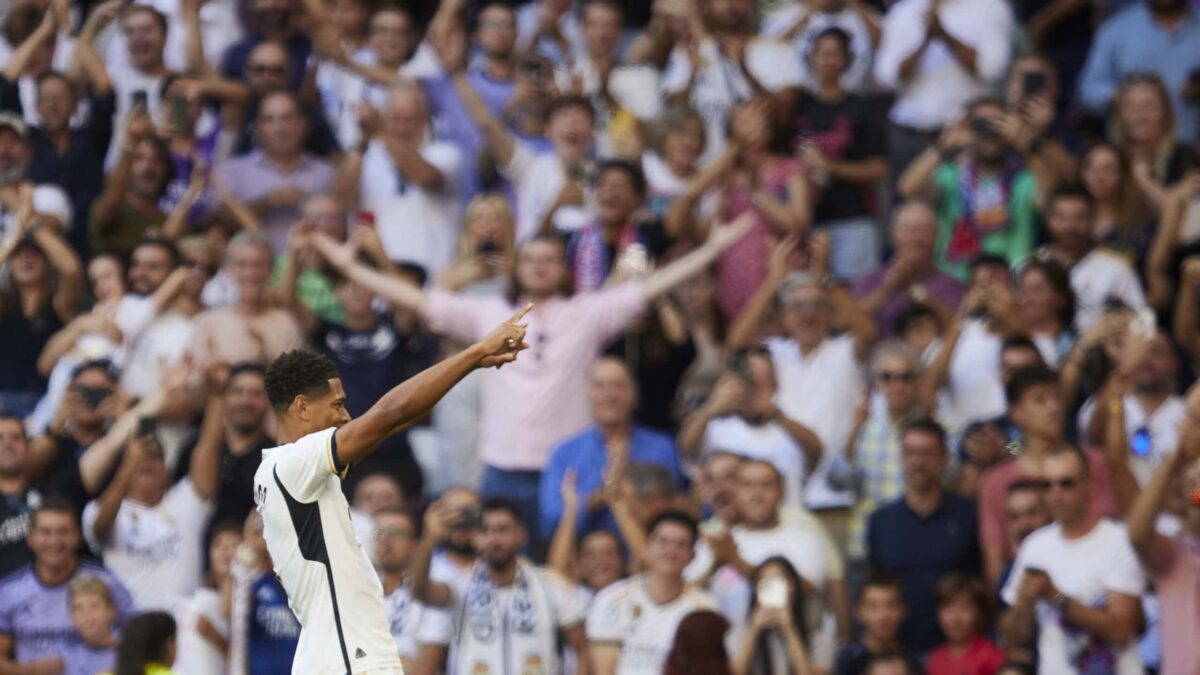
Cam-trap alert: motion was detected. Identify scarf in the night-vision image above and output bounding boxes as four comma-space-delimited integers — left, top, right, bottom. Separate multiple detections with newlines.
452, 560, 558, 675
571, 221, 640, 293
945, 154, 1023, 263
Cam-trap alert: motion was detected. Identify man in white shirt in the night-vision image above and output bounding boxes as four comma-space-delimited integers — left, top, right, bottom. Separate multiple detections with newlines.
335, 82, 463, 276
416, 499, 589, 675
874, 0, 1013, 173
688, 459, 848, 663
678, 348, 822, 509
587, 511, 715, 675
104, 6, 170, 169
660, 0, 802, 162
1033, 185, 1145, 331
373, 508, 453, 674
82, 372, 222, 611
1001, 447, 1146, 675
253, 316, 527, 674
104, 0, 243, 77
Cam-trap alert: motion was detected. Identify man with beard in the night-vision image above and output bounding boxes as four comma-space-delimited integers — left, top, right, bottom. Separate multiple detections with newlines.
413, 487, 484, 597
373, 508, 453, 673
1079, 0, 1200, 144
415, 498, 588, 675
221, 0, 314, 90
0, 112, 72, 244
1032, 185, 1145, 331
89, 106, 172, 258
898, 98, 1041, 281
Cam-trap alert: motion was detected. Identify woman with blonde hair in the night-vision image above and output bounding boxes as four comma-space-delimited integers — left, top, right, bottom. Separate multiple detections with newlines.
436, 194, 516, 295
1111, 74, 1196, 212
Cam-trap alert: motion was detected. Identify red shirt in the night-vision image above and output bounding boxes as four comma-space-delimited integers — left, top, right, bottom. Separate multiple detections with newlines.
926, 636, 1007, 675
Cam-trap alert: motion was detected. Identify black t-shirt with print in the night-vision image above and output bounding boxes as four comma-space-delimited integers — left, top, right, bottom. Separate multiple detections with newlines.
792, 93, 887, 223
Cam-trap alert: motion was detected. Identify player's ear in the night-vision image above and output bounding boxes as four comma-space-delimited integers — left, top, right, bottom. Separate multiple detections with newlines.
291, 394, 310, 421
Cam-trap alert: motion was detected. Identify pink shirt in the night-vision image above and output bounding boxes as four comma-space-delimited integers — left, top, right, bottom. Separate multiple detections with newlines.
977, 450, 1118, 559
422, 284, 645, 470
926, 636, 1006, 675
1148, 535, 1200, 675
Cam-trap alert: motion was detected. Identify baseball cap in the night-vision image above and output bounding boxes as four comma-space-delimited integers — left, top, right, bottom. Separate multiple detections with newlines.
0, 112, 28, 139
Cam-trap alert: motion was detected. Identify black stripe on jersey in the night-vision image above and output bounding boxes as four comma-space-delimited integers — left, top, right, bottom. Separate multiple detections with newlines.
273, 467, 352, 674
330, 429, 348, 478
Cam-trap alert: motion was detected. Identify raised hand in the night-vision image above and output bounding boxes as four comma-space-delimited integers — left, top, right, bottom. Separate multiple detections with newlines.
561, 468, 580, 514
767, 235, 801, 282
476, 304, 531, 369
704, 212, 756, 253
310, 233, 357, 270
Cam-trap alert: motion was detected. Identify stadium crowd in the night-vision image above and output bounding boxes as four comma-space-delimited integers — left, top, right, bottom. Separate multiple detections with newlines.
0, 0, 1198, 670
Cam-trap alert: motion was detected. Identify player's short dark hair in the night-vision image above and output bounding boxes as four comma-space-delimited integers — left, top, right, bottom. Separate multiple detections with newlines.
480, 497, 523, 526
265, 350, 340, 414
646, 510, 698, 547
1005, 364, 1059, 408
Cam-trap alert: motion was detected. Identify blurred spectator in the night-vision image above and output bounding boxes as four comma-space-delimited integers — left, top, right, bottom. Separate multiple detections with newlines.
925, 573, 1005, 675
978, 365, 1118, 586
660, 0, 801, 162
235, 42, 339, 158
0, 499, 134, 673
792, 27, 888, 280
874, 0, 1014, 176
416, 488, 482, 593
64, 574, 120, 673
1001, 447, 1146, 673
516, 0, 580, 65
1078, 0, 1200, 146
762, 0, 881, 94
1079, 143, 1154, 262
0, 111, 73, 242
1013, 259, 1077, 367
853, 200, 965, 337
414, 498, 588, 674
372, 508, 452, 674
335, 82, 463, 275
1033, 184, 1146, 330
173, 521, 240, 675
89, 109, 172, 258
897, 100, 1040, 281
104, 6, 171, 170
1001, 55, 1080, 180
668, 99, 813, 318
678, 348, 821, 509
642, 106, 706, 218
0, 5, 75, 125
732, 557, 815, 675
81, 365, 222, 611
539, 357, 683, 541
216, 91, 335, 253
587, 511, 716, 675
1110, 75, 1197, 211
190, 230, 305, 365
867, 418, 981, 654
1127, 420, 1200, 675
229, 512, 300, 674
833, 573, 918, 675
728, 238, 875, 509
998, 480, 1051, 590
846, 340, 927, 559
220, 0, 312, 90
665, 610, 735, 675
114, 611, 178, 674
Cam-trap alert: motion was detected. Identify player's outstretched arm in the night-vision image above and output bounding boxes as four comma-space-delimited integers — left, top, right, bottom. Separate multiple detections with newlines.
333, 305, 531, 467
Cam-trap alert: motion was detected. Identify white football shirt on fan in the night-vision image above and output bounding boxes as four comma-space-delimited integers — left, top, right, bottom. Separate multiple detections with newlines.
383, 584, 453, 672
586, 576, 715, 675
253, 427, 402, 673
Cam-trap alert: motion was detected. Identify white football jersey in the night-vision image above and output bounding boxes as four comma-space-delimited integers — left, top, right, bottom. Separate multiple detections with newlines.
254, 427, 402, 674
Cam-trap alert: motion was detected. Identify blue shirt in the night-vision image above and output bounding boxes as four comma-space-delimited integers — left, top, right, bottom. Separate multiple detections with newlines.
1078, 4, 1200, 143
866, 492, 981, 653
538, 427, 683, 539
421, 69, 514, 199
0, 562, 133, 668
247, 573, 300, 675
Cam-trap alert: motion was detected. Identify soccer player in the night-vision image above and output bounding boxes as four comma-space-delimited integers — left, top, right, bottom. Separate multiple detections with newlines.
253, 307, 530, 674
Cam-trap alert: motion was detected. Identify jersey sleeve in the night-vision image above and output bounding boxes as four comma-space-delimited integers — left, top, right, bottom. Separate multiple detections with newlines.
415, 604, 455, 646
271, 428, 342, 502
585, 585, 627, 643
544, 570, 588, 627
81, 499, 103, 553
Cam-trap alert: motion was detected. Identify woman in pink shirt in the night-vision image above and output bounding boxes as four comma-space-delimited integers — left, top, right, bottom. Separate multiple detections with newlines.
310, 215, 753, 545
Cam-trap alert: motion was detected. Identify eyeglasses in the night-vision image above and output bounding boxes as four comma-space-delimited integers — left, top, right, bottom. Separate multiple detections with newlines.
878, 371, 917, 383
1130, 426, 1152, 458
248, 64, 288, 76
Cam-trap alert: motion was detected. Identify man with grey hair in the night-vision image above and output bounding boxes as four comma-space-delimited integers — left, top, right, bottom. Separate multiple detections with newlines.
846, 339, 929, 560
333, 81, 463, 277
728, 235, 876, 512
852, 200, 964, 337
0, 112, 72, 244
189, 230, 305, 365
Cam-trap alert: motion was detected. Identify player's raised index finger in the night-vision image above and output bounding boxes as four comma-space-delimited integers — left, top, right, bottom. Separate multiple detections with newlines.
508, 303, 533, 325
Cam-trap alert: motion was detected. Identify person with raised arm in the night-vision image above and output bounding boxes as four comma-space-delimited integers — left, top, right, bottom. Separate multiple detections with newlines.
312, 215, 754, 546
